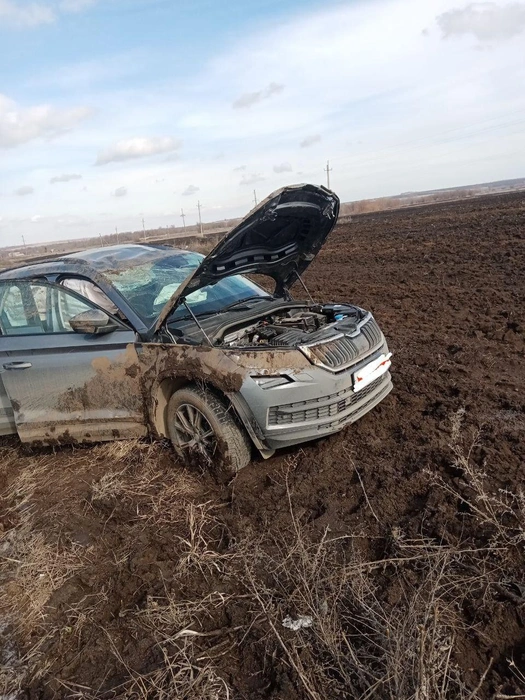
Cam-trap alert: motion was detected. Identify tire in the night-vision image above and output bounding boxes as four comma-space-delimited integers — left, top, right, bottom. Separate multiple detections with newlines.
167, 385, 252, 474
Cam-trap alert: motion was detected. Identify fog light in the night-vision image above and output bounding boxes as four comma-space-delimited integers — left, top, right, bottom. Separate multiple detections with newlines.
253, 375, 292, 389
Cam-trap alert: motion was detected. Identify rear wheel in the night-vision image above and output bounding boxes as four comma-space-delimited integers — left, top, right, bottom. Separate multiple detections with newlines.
167, 386, 252, 474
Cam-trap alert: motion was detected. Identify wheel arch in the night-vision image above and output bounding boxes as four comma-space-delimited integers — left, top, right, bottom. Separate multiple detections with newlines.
150, 375, 274, 458
150, 376, 190, 438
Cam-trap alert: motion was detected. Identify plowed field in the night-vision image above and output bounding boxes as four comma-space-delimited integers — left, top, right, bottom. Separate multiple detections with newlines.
1, 192, 525, 699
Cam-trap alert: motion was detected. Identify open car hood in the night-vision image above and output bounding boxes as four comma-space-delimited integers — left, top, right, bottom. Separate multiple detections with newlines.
154, 183, 340, 332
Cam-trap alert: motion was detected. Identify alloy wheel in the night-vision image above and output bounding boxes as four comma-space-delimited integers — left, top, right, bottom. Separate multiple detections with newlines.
171, 402, 217, 462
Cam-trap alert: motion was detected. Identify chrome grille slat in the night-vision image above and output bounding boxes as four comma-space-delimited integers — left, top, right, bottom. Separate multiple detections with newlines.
301, 317, 383, 372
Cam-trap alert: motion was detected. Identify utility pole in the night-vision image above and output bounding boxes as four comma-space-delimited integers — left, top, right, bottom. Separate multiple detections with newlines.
115, 226, 119, 244
99, 233, 103, 247
180, 208, 186, 231
253, 189, 258, 206
21, 234, 26, 248
324, 160, 332, 190
142, 217, 146, 243
197, 201, 203, 236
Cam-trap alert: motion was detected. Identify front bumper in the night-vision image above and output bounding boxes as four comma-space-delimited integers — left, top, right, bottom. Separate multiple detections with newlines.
236, 343, 392, 452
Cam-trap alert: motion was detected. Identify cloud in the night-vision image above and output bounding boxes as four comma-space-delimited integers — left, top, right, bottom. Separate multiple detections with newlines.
95, 136, 182, 165
300, 134, 322, 148
182, 184, 199, 196
436, 2, 525, 41
233, 165, 246, 172
273, 162, 293, 173
49, 173, 82, 184
0, 0, 55, 27
15, 186, 34, 196
0, 0, 98, 28
6, 1, 525, 246
0, 94, 91, 148
232, 82, 284, 109
59, 0, 97, 12
240, 173, 265, 186
113, 186, 127, 197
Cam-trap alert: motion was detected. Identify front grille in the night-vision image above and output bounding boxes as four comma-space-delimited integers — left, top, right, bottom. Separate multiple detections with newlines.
301, 316, 383, 372
268, 374, 388, 426
361, 316, 383, 347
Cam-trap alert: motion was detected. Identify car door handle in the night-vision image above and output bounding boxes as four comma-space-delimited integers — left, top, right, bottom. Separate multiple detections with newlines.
3, 362, 32, 370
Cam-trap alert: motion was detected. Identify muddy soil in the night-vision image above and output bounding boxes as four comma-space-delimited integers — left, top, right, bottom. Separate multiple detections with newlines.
1, 192, 525, 698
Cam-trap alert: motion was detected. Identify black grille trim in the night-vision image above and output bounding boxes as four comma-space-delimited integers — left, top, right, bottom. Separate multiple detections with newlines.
268, 373, 388, 427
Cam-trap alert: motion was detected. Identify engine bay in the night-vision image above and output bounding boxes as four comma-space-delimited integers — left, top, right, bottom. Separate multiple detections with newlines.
219, 303, 364, 348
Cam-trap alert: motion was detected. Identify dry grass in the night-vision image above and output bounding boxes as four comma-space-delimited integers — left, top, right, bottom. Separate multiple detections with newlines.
438, 409, 525, 549
0, 460, 91, 695
1, 527, 87, 636
89, 441, 202, 527
2, 416, 524, 698
1, 439, 231, 699
110, 591, 235, 700
238, 483, 474, 700
0, 450, 92, 638
175, 501, 232, 579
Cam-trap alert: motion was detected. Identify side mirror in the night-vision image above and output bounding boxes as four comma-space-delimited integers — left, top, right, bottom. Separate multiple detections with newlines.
69, 309, 119, 335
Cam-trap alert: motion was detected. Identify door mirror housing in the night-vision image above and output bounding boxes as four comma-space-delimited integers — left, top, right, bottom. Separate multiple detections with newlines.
69, 309, 119, 335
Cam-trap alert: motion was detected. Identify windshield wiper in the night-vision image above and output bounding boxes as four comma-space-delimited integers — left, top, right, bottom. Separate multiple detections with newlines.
168, 295, 272, 323
221, 295, 273, 311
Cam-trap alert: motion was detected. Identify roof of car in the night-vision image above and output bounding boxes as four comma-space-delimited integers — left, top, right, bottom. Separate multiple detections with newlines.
0, 243, 188, 280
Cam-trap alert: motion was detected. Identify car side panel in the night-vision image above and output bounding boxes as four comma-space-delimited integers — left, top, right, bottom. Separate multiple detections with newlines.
0, 376, 16, 436
0, 332, 147, 444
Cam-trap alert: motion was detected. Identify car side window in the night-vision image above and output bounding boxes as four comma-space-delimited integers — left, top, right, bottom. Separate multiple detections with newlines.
51, 285, 96, 331
0, 285, 39, 334
0, 281, 97, 335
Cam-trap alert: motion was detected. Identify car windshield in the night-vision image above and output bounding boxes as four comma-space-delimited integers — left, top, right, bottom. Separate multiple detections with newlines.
104, 251, 269, 323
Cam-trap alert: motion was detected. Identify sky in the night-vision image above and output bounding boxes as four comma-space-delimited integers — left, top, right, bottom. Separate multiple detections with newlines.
1, 0, 525, 245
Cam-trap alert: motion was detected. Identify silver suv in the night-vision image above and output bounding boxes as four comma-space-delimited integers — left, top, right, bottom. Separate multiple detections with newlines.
0, 184, 392, 472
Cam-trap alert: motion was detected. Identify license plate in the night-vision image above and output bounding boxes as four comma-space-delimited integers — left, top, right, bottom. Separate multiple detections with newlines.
353, 352, 392, 392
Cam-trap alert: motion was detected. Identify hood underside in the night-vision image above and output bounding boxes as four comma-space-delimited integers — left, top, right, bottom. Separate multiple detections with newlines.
154, 183, 340, 332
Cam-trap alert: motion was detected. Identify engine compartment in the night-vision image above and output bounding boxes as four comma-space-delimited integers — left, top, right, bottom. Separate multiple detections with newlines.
219, 303, 364, 347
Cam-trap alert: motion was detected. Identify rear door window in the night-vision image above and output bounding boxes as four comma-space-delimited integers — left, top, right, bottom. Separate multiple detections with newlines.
0, 283, 47, 335
0, 281, 96, 335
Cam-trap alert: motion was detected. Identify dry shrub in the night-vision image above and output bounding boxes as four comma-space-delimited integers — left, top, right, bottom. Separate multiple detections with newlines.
437, 409, 525, 550
238, 498, 474, 700
427, 408, 525, 619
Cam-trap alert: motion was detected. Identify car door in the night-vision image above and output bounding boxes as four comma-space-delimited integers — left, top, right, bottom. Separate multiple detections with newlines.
0, 378, 15, 436
0, 279, 147, 445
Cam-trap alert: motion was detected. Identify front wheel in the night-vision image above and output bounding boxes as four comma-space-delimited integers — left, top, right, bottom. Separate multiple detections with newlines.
167, 386, 252, 474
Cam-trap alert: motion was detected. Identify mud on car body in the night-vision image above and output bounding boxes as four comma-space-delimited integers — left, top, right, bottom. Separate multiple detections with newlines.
0, 184, 392, 472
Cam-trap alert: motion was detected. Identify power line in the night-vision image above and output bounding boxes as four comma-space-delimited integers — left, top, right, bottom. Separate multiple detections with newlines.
333, 110, 525, 172
197, 201, 203, 235
324, 160, 332, 189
